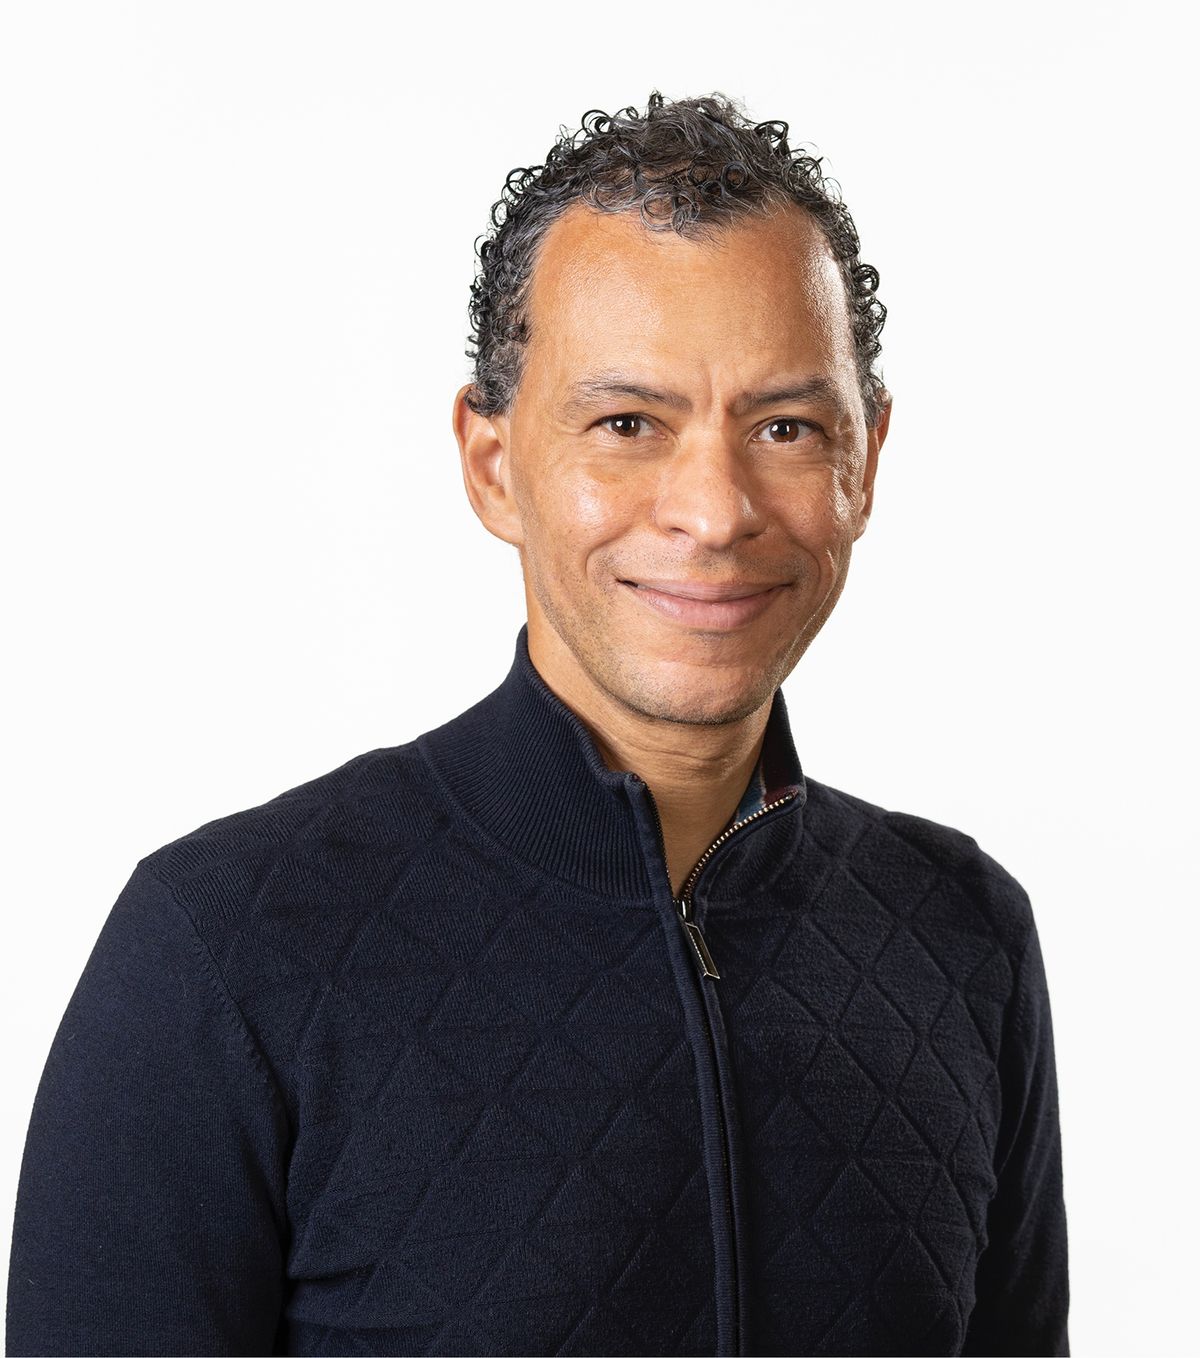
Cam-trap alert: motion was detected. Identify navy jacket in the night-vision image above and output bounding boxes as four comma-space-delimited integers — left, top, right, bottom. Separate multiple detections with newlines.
7, 626, 1069, 1356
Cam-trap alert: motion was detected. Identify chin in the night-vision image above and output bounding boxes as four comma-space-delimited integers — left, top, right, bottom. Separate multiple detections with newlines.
606, 652, 776, 728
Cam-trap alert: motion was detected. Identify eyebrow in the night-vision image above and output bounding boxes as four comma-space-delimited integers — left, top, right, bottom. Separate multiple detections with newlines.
558, 372, 851, 422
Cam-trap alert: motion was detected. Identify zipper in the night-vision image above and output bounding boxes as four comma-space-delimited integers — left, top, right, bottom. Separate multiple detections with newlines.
637, 775, 801, 980
630, 772, 800, 1356
675, 788, 802, 971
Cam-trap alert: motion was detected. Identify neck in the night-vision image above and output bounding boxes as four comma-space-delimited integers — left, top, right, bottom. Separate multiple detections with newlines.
526, 619, 772, 899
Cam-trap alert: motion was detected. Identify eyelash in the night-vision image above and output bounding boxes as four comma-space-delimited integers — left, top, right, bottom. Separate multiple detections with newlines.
596, 414, 820, 442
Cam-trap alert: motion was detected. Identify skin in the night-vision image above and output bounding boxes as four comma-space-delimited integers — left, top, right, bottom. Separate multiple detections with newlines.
453, 198, 891, 897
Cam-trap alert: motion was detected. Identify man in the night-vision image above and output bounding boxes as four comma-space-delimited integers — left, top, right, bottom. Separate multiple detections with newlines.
7, 91, 1069, 1356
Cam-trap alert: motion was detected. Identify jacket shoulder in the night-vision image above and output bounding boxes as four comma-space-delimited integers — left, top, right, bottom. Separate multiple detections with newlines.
137, 740, 448, 928
802, 776, 1035, 952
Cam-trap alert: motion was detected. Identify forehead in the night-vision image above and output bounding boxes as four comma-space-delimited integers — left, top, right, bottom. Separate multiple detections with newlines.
521, 199, 855, 386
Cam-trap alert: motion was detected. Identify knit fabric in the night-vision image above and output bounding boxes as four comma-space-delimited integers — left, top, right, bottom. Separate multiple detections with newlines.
6, 626, 1069, 1356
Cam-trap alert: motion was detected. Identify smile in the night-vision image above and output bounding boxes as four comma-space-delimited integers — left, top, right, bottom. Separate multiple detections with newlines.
619, 579, 789, 630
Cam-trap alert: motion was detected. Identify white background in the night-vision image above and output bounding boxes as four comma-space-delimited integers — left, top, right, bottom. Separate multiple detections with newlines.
2, 2, 1194, 1352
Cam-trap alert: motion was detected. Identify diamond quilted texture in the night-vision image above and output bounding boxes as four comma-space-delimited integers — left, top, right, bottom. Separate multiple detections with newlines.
127, 732, 1047, 1357
160, 767, 720, 1354
6, 628, 1068, 1358
697, 784, 1033, 1356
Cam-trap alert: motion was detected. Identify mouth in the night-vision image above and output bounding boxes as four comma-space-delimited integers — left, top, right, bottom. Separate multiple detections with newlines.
618, 578, 790, 631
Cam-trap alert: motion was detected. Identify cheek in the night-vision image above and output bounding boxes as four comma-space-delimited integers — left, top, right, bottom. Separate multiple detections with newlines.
549, 465, 641, 545
569, 477, 624, 539
806, 448, 868, 532
517, 463, 638, 573
828, 464, 862, 528
817, 465, 868, 577
772, 467, 858, 540
768, 465, 864, 588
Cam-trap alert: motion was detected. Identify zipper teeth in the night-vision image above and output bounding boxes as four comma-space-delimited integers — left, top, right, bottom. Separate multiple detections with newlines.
679, 790, 800, 907
634, 771, 794, 1354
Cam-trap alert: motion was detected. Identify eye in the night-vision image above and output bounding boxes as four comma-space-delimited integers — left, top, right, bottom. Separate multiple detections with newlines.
597, 413, 649, 438
757, 417, 819, 444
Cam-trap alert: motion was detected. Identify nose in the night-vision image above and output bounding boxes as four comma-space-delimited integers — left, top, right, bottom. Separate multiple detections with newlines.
652, 433, 768, 549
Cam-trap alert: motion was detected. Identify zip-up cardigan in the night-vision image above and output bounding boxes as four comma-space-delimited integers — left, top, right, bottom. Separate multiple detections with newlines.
6, 625, 1069, 1357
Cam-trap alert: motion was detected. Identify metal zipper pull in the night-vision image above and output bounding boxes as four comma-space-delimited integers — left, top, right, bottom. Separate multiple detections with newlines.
677, 897, 721, 979
671, 787, 802, 985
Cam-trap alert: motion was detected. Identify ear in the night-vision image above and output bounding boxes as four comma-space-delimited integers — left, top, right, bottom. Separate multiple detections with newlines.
853, 393, 891, 542
452, 383, 524, 547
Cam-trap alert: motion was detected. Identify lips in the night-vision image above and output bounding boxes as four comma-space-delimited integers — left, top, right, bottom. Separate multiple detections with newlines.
619, 577, 789, 630
621, 578, 786, 601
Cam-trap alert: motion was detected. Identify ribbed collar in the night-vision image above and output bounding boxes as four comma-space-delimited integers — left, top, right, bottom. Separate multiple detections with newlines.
416, 625, 807, 903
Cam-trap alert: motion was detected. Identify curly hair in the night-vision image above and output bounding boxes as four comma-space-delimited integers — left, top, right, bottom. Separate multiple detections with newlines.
464, 89, 888, 428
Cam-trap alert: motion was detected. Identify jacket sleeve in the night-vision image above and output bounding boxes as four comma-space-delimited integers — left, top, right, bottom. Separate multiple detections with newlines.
962, 915, 1070, 1357
5, 861, 291, 1357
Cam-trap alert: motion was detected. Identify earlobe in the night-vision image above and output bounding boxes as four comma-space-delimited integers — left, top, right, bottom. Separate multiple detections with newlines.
452, 384, 524, 548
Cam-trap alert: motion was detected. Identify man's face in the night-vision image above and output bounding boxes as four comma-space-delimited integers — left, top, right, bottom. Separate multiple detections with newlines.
459, 199, 889, 728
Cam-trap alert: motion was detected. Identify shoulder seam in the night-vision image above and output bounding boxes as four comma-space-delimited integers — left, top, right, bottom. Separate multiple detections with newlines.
147, 744, 415, 889
1009, 912, 1039, 1046
992, 913, 1039, 1179
138, 861, 294, 1146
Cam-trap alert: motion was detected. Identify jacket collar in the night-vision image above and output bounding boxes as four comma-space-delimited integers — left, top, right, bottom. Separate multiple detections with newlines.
416, 625, 807, 903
